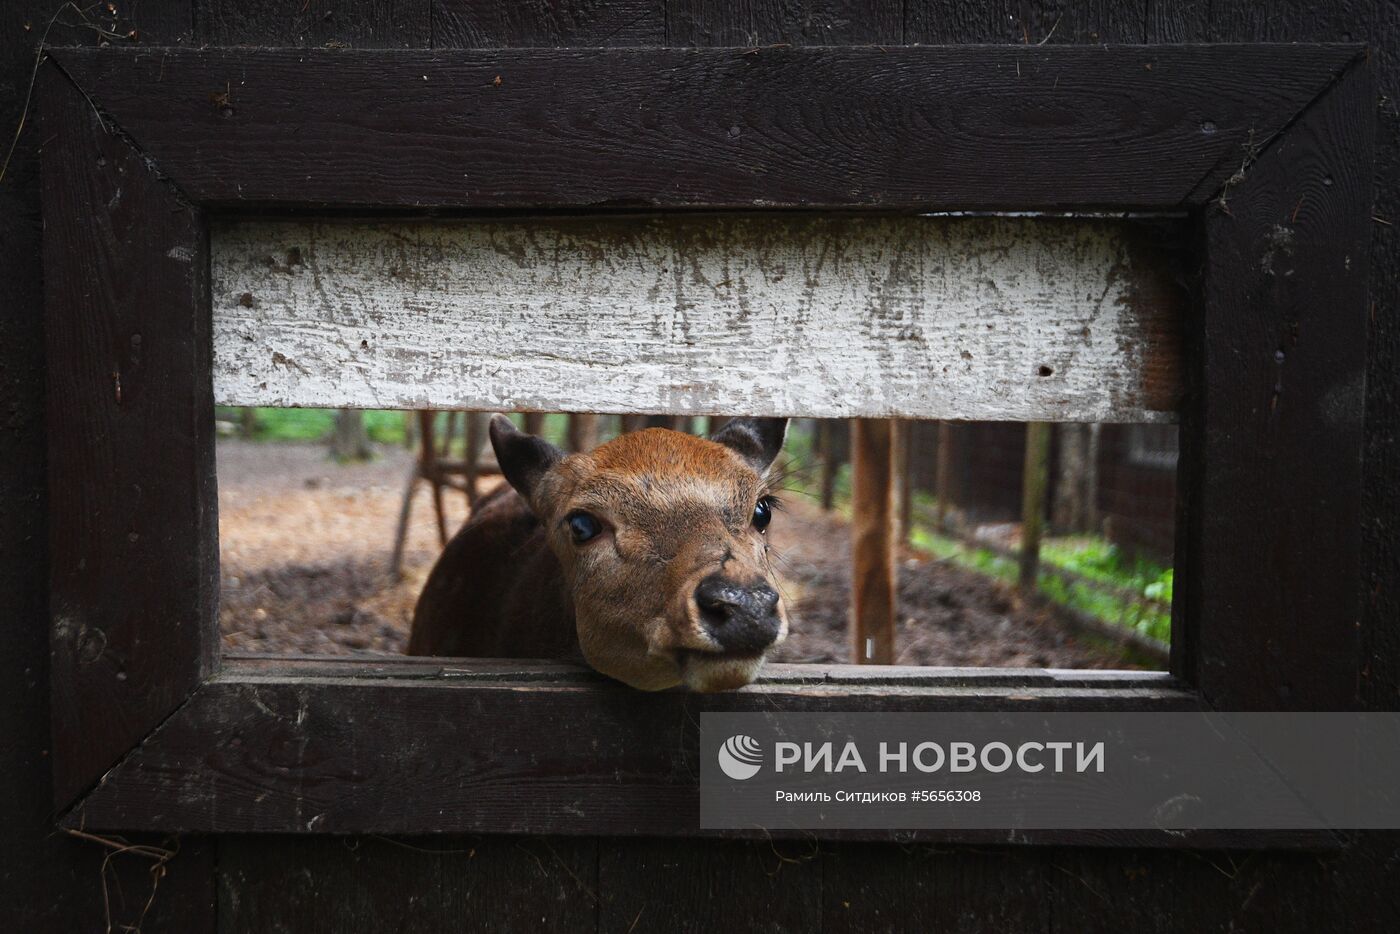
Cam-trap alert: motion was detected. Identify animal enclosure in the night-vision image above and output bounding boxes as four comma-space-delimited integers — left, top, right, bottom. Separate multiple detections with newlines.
208, 211, 1183, 669
38, 44, 1371, 842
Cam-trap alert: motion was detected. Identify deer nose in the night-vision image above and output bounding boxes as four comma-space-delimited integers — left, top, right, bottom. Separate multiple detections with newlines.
693, 574, 781, 653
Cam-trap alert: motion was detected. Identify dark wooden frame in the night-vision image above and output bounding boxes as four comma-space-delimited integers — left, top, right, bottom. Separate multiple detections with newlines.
40, 45, 1372, 838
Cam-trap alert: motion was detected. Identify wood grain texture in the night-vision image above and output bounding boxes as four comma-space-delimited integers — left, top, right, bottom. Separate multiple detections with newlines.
906, 0, 1144, 44
39, 63, 219, 809
850, 419, 896, 664
668, 0, 901, 46
434, 0, 665, 47
50, 45, 1359, 211
210, 215, 1183, 421
219, 835, 598, 932
8, 3, 220, 929
197, 0, 430, 47
1191, 60, 1373, 709
67, 659, 1198, 835
598, 837, 822, 933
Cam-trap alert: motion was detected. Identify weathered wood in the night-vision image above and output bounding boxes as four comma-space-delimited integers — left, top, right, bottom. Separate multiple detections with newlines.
39, 63, 218, 809
435, 0, 664, 47
1019, 422, 1052, 592
197, 0, 429, 46
211, 215, 1183, 422
7, 1, 1398, 930
598, 837, 822, 933
1191, 61, 1372, 710
49, 46, 1361, 211
668, 0, 901, 46
850, 419, 896, 665
219, 835, 599, 933
67, 659, 1199, 836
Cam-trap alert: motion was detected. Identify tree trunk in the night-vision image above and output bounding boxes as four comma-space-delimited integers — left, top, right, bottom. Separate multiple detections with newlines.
1018, 422, 1052, 593
239, 407, 258, 439
819, 419, 843, 512
567, 413, 600, 452
1052, 423, 1092, 533
331, 408, 372, 461
934, 421, 954, 531
893, 419, 912, 545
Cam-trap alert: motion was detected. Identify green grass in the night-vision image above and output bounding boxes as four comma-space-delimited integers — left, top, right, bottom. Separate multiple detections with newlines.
781, 426, 1172, 646
1039, 537, 1173, 606
906, 524, 1172, 644
215, 407, 580, 451
216, 406, 411, 445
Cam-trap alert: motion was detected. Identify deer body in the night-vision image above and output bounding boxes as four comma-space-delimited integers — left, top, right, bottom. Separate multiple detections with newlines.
408, 418, 789, 692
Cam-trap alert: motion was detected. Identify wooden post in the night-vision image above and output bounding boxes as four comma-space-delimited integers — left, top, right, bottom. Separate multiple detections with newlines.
1086, 422, 1102, 532
1019, 421, 1052, 593
523, 412, 545, 437
464, 411, 486, 506
819, 419, 839, 511
935, 421, 954, 531
851, 418, 896, 665
567, 413, 600, 452
893, 419, 912, 545
417, 410, 449, 546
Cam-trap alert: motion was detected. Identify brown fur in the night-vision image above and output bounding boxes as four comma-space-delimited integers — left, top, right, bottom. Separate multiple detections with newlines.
408, 424, 788, 691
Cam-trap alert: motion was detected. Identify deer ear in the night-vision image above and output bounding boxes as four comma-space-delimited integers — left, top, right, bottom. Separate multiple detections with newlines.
489, 415, 564, 504
711, 417, 788, 474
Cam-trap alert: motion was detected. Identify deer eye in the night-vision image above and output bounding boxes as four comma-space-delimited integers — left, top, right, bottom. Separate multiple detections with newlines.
567, 512, 603, 543
752, 497, 775, 533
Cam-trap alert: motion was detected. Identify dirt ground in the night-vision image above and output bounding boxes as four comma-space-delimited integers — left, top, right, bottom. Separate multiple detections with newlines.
217, 439, 1146, 669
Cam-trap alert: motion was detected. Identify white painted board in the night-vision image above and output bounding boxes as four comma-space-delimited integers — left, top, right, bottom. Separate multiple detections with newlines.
211, 215, 1181, 422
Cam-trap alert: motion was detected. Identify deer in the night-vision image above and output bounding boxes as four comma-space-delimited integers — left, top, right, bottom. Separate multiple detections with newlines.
408, 416, 790, 692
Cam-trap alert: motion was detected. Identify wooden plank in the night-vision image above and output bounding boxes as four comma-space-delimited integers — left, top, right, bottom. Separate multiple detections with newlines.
906, 0, 1146, 44
210, 215, 1183, 422
66, 660, 1199, 836
204, 654, 1189, 688
39, 63, 218, 809
435, 0, 665, 47
219, 836, 598, 932
850, 419, 896, 664
48, 45, 1360, 211
1191, 61, 1372, 710
668, 0, 902, 46
197, 0, 429, 46
824, 845, 1051, 932
598, 838, 822, 933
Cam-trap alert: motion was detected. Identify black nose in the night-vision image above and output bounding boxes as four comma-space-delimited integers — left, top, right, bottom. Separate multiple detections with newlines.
694, 574, 781, 653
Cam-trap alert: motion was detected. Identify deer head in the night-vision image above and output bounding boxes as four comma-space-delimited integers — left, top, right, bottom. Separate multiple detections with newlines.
489, 415, 789, 692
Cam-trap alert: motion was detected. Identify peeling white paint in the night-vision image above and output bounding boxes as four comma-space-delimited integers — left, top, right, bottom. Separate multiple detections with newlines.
211, 215, 1181, 422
